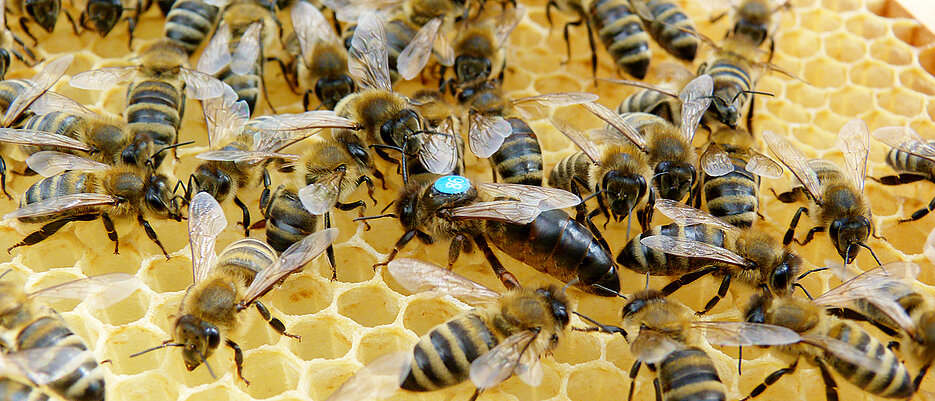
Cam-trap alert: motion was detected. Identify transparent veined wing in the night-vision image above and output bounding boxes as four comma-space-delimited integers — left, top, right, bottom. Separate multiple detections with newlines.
495, 4, 526, 48
26, 151, 110, 177
448, 200, 542, 224
197, 22, 232, 75
196, 149, 299, 165
582, 101, 647, 151
511, 92, 599, 121
700, 143, 734, 177
835, 119, 870, 191
0, 128, 91, 152
800, 334, 891, 373
470, 330, 539, 389
386, 258, 500, 305
694, 321, 802, 346
321, 0, 402, 22
292, 1, 341, 61
231, 22, 262, 76
3, 55, 74, 127
477, 182, 580, 210
419, 131, 458, 175
324, 351, 411, 401
203, 91, 249, 146
248, 110, 359, 132
628, 0, 654, 20
468, 113, 511, 158
596, 77, 678, 97
678, 74, 713, 141
549, 116, 602, 164
746, 153, 784, 179
4, 193, 118, 220
630, 329, 684, 364
181, 68, 228, 100
653, 199, 738, 233
69, 65, 138, 90
397, 18, 442, 81
188, 192, 226, 284
298, 172, 343, 215
30, 273, 142, 310
763, 130, 823, 203
433, 31, 454, 67
28, 91, 98, 119
872, 126, 935, 162
241, 228, 339, 305
347, 11, 391, 91
640, 235, 747, 266
817, 261, 919, 336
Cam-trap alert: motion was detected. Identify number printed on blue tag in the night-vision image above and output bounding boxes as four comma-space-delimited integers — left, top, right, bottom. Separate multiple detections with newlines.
434, 175, 472, 194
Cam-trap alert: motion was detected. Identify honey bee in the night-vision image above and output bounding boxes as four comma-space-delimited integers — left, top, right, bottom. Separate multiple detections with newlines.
697, 126, 783, 228
164, 0, 224, 56
407, 89, 463, 181
326, 258, 571, 401
0, 273, 143, 401
618, 199, 801, 314
583, 74, 713, 203
615, 62, 696, 122
629, 0, 698, 61
712, 0, 788, 53
763, 120, 875, 264
7, 0, 60, 43
0, 347, 91, 401
0, 0, 38, 79
6, 151, 183, 258
69, 39, 228, 168
76, 0, 150, 44
870, 125, 935, 223
284, 1, 355, 110
429, 4, 524, 87
132, 192, 337, 382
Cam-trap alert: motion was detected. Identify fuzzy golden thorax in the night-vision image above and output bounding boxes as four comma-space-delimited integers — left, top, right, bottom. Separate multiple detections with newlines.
734, 229, 800, 294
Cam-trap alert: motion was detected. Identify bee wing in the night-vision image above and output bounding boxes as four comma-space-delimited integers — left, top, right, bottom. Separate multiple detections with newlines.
800, 335, 890, 373
927, 227, 935, 267
653, 199, 739, 233
196, 149, 299, 165
29, 273, 143, 310
815, 261, 919, 335
640, 235, 747, 266
3, 55, 74, 127
693, 321, 803, 346
678, 74, 713, 142
181, 68, 228, 100
700, 143, 734, 177
419, 131, 458, 175
494, 4, 526, 48
397, 18, 442, 81
835, 119, 870, 192
203, 92, 249, 146
0, 128, 91, 152
477, 182, 580, 210
549, 116, 602, 164
292, 1, 340, 59
511, 92, 599, 121
347, 11, 392, 92
470, 330, 539, 389
323, 351, 412, 401
197, 22, 232, 75
3, 193, 118, 220
872, 126, 935, 161
248, 110, 360, 133
29, 92, 98, 119
188, 192, 226, 284
0, 345, 89, 386
433, 31, 455, 67
69, 66, 138, 90
231, 22, 262, 76
745, 153, 784, 179
26, 151, 110, 177
320, 0, 402, 22
581, 101, 647, 151
386, 258, 500, 304
597, 77, 679, 97
763, 130, 823, 203
297, 173, 342, 215
241, 228, 339, 305
630, 329, 685, 364
468, 113, 512, 158
448, 200, 542, 224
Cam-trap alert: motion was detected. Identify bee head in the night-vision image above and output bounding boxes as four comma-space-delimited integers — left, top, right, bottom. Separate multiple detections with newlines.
621, 290, 665, 321
601, 170, 647, 222
829, 215, 871, 264
380, 109, 423, 156
534, 286, 571, 329
190, 166, 232, 200
743, 291, 772, 324
81, 0, 122, 36
454, 54, 492, 86
710, 92, 740, 128
336, 130, 372, 168
122, 135, 155, 167
767, 251, 800, 295
315, 75, 355, 111
653, 161, 695, 202
24, 0, 59, 33
175, 315, 221, 372
146, 174, 182, 221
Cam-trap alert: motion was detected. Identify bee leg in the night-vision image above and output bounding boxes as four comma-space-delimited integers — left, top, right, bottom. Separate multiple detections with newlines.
64, 11, 80, 35
447, 234, 468, 269
374, 230, 418, 268
794, 226, 824, 246
659, 266, 718, 297
887, 341, 900, 351
473, 235, 519, 290
649, 367, 662, 401
824, 307, 899, 337
912, 361, 931, 391
870, 173, 927, 185
627, 360, 642, 401
324, 211, 337, 279
770, 188, 804, 203
585, 207, 612, 254
560, 18, 585, 65
545, 1, 559, 32
259, 56, 279, 114
137, 215, 170, 260
8, 214, 98, 252
357, 175, 377, 206
233, 196, 251, 237
638, 190, 656, 232
816, 359, 839, 401
569, 177, 587, 223
268, 57, 299, 94
337, 200, 369, 230
302, 90, 313, 111
741, 359, 799, 401
18, 18, 37, 46
467, 389, 482, 401
225, 339, 250, 385
11, 34, 37, 65
782, 206, 808, 246
898, 194, 935, 223
254, 301, 300, 339
0, 155, 11, 199
372, 168, 387, 190
695, 273, 730, 315
594, 188, 612, 230
101, 213, 119, 254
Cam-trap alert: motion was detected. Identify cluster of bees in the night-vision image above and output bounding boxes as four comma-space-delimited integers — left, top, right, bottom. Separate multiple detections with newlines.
0, 0, 933, 400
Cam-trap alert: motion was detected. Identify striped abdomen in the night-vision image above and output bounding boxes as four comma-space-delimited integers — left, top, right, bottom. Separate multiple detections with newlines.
645, 0, 698, 61
0, 378, 51, 401
490, 118, 542, 186
587, 0, 651, 79
217, 238, 278, 284
15, 314, 104, 401
703, 57, 753, 126
885, 142, 935, 181
126, 79, 183, 150
261, 186, 321, 253
485, 209, 619, 293
822, 321, 914, 398
400, 314, 498, 391
19, 111, 84, 156
549, 151, 593, 192
0, 79, 29, 121
618, 223, 730, 275
658, 347, 726, 401
854, 280, 923, 334
21, 171, 98, 222
343, 20, 416, 80
618, 88, 679, 122
164, 0, 219, 56
702, 154, 759, 228
217, 32, 261, 114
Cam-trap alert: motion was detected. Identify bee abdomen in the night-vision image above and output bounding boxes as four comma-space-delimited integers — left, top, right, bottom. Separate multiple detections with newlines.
886, 145, 935, 179
17, 316, 104, 401
619, 224, 724, 275
825, 322, 914, 398
646, 0, 698, 61
588, 0, 651, 79
618, 89, 677, 122
218, 67, 260, 114
549, 152, 592, 191
400, 314, 498, 392
0, 79, 28, 111
491, 118, 542, 186
262, 188, 320, 253
22, 172, 92, 209
0, 378, 52, 401
127, 81, 183, 147
20, 112, 84, 155
703, 166, 759, 228
164, 0, 220, 55
658, 347, 726, 401
217, 238, 278, 281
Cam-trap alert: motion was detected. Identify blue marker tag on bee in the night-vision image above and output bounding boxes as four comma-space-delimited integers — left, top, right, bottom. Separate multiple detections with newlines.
434, 175, 472, 194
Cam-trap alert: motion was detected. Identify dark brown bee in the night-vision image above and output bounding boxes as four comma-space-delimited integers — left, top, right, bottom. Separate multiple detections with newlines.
327, 258, 571, 400
284, 1, 355, 110
871, 126, 935, 223
7, 0, 60, 42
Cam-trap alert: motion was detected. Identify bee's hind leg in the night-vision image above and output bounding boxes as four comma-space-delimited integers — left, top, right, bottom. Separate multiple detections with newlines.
254, 300, 300, 339
8, 214, 98, 253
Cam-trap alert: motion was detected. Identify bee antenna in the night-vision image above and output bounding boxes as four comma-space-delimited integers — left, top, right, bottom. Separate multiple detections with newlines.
730, 90, 774, 105
197, 349, 217, 379
572, 311, 628, 338
591, 283, 626, 299
380, 200, 396, 214
857, 242, 882, 266
0, 269, 11, 280
150, 140, 196, 164
354, 213, 397, 222
129, 341, 184, 358
561, 278, 579, 294
796, 267, 828, 281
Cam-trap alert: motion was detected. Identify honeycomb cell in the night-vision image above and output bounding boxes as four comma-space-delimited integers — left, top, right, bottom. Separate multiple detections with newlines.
552, 330, 602, 365
824, 32, 867, 63
89, 287, 148, 325
241, 349, 300, 399
355, 326, 416, 365
566, 362, 627, 401
850, 59, 896, 88
876, 87, 924, 117
778, 30, 822, 59
328, 247, 377, 283
78, 244, 143, 276
184, 386, 238, 401
511, 23, 545, 48
866, 0, 912, 18
499, 363, 563, 400
828, 86, 874, 116
143, 257, 194, 293
804, 57, 847, 88
336, 285, 400, 327
845, 13, 887, 39
765, 98, 811, 124
109, 372, 180, 401
401, 297, 460, 336
104, 326, 168, 375
900, 68, 935, 95
785, 81, 830, 109
265, 273, 333, 316
800, 7, 844, 32
533, 73, 582, 94
891, 19, 935, 47
822, 0, 860, 11
870, 37, 913, 65
19, 237, 82, 272
286, 316, 353, 361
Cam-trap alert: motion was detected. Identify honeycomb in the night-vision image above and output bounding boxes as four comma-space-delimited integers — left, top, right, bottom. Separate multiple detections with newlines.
2, 0, 935, 400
